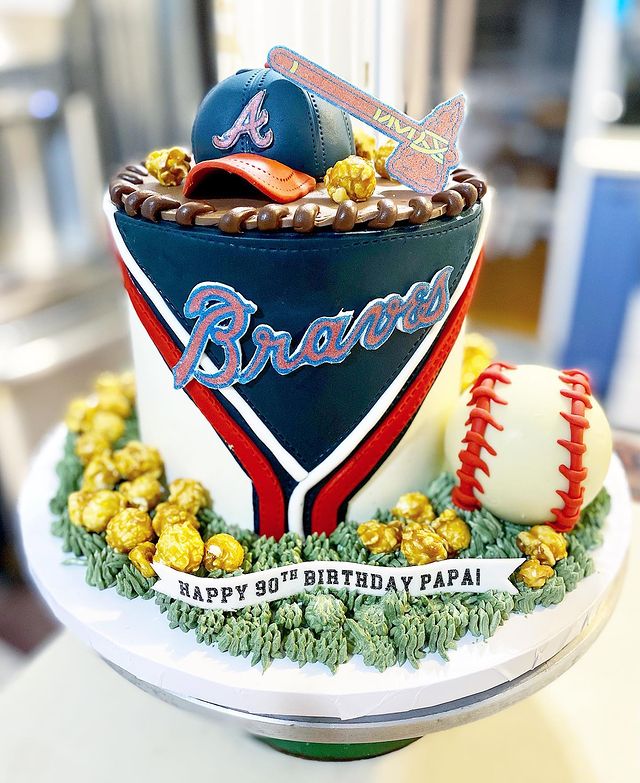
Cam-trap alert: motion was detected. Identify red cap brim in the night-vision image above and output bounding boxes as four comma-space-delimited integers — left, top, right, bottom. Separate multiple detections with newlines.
183, 153, 316, 204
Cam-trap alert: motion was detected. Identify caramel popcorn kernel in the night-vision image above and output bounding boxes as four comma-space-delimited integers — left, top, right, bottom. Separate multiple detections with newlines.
373, 139, 397, 179
81, 490, 127, 533
168, 478, 210, 515
68, 491, 92, 527
81, 452, 119, 492
529, 525, 568, 561
119, 474, 164, 512
94, 371, 136, 403
432, 509, 471, 554
517, 525, 567, 566
357, 520, 402, 554
64, 397, 96, 433
152, 502, 200, 537
203, 533, 245, 572
516, 558, 555, 589
129, 541, 157, 578
113, 440, 163, 480
75, 431, 111, 466
86, 410, 126, 444
145, 147, 191, 187
106, 508, 154, 553
387, 518, 404, 535
155, 522, 204, 574
401, 526, 448, 566
118, 371, 136, 403
402, 520, 426, 533
324, 155, 376, 203
392, 492, 435, 524
96, 389, 131, 419
461, 333, 496, 391
353, 127, 376, 161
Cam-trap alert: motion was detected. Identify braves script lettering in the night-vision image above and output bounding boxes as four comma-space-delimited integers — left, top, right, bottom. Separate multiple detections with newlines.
173, 267, 453, 391
212, 89, 274, 150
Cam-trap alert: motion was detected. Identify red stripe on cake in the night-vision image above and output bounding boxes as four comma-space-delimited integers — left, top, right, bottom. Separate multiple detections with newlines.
116, 256, 287, 538
310, 254, 484, 535
550, 369, 592, 532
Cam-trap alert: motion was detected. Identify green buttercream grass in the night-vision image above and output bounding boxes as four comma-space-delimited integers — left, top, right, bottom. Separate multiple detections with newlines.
50, 420, 610, 673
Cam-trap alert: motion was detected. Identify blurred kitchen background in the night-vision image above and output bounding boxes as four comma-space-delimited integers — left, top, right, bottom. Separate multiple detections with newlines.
1, 0, 639, 678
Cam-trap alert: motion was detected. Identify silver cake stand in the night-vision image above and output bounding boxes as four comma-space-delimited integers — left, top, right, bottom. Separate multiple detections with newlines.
107, 563, 624, 760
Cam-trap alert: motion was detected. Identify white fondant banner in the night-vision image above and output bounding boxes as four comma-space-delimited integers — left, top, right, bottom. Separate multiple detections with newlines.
152, 558, 525, 610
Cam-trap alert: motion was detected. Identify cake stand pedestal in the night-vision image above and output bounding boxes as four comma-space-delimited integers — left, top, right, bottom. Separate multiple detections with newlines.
19, 427, 632, 761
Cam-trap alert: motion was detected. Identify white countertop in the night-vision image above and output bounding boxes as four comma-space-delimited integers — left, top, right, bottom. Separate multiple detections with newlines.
1, 507, 638, 782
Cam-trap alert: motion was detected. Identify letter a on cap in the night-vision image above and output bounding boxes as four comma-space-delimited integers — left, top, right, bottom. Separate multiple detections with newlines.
212, 90, 274, 151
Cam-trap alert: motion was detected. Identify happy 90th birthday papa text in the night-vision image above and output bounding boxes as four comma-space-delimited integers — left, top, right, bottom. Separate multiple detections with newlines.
174, 563, 482, 606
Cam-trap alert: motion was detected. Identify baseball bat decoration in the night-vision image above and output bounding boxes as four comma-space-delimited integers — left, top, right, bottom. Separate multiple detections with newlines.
267, 45, 465, 195
444, 363, 613, 530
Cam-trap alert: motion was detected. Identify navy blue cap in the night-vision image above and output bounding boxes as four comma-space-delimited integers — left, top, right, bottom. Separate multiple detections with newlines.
191, 68, 354, 180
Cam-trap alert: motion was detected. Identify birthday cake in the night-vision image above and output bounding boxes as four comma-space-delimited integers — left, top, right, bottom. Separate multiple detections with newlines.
49, 48, 614, 676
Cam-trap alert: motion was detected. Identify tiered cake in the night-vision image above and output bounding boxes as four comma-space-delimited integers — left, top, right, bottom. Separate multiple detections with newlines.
23, 47, 625, 760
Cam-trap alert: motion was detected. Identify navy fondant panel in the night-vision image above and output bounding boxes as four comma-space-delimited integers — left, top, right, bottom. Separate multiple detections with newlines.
115, 206, 482, 472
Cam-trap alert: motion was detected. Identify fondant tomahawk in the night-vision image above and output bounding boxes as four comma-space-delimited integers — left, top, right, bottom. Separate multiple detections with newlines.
267, 45, 465, 194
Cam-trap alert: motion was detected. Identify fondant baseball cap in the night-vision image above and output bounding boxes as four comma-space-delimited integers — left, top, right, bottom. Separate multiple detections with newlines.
191, 68, 355, 179
183, 153, 316, 203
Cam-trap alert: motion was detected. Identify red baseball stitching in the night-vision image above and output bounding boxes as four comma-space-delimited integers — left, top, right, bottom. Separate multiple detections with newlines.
550, 369, 592, 532
452, 361, 516, 510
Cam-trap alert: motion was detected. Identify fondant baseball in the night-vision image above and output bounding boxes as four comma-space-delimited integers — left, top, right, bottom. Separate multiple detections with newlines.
444, 363, 613, 529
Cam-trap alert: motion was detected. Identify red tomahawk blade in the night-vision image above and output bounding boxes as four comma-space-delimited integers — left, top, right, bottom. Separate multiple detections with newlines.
267, 45, 465, 194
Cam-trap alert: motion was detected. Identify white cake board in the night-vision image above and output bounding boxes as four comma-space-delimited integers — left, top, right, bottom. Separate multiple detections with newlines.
19, 425, 631, 724
106, 577, 623, 743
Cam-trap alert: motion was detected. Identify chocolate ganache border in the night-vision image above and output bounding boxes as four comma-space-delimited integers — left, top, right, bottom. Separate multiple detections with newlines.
109, 159, 486, 235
